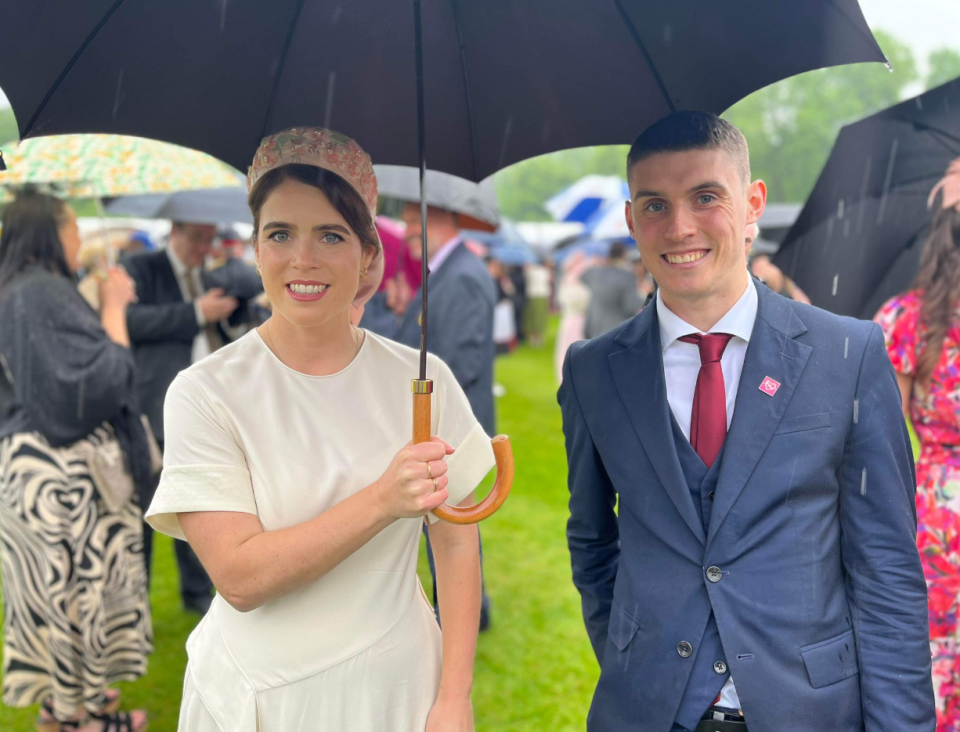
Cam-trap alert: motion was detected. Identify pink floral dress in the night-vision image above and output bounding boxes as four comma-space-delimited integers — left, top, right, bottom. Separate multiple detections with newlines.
877, 290, 960, 731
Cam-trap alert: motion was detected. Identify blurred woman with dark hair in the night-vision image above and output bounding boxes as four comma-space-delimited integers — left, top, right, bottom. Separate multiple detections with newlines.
0, 190, 152, 732
876, 160, 960, 731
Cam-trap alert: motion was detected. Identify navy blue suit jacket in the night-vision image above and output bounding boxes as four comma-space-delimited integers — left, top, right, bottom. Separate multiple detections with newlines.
560, 282, 934, 732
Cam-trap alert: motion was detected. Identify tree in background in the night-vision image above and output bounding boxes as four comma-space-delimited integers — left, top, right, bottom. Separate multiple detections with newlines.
0, 106, 17, 148
496, 31, 960, 220
927, 49, 960, 90
724, 29, 917, 203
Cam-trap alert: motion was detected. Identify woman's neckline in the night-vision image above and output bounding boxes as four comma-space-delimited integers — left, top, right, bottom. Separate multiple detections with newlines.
253, 327, 370, 380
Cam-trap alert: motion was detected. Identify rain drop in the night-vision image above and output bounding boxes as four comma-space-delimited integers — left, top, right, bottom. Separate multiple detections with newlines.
884, 61, 894, 73
832, 274, 839, 296
860, 468, 867, 496
663, 24, 673, 43
876, 139, 899, 224
498, 117, 514, 170
844, 337, 849, 359
220, 0, 229, 30
324, 71, 337, 129
916, 97, 923, 111
332, 5, 343, 24
837, 199, 845, 219
112, 69, 124, 119
853, 399, 859, 424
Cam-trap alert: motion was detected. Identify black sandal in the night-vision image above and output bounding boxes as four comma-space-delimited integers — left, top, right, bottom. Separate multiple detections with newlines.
35, 710, 147, 732
88, 710, 148, 732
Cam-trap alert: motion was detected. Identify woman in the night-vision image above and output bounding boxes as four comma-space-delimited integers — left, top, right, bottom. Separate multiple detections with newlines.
876, 161, 960, 731
554, 252, 594, 383
0, 191, 152, 732
146, 128, 492, 732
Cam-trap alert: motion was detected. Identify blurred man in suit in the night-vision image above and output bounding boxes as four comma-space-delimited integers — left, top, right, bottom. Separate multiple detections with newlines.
561, 111, 933, 731
582, 241, 645, 338
124, 221, 242, 614
393, 201, 497, 630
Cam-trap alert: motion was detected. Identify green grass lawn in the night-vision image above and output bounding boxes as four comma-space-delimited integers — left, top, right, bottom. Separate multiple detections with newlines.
0, 321, 598, 731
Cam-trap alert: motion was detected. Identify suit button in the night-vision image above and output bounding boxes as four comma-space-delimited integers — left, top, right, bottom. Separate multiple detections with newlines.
677, 641, 693, 658
714, 661, 727, 674
706, 566, 723, 583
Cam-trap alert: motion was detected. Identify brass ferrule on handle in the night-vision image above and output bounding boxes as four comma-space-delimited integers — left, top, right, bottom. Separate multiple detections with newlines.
411, 379, 514, 525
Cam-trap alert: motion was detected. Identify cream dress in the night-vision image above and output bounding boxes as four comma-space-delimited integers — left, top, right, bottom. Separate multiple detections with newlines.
145, 329, 494, 732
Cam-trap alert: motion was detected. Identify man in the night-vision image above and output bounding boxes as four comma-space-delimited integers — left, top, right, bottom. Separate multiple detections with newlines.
560, 112, 934, 731
394, 202, 497, 437
391, 201, 496, 630
124, 221, 243, 614
582, 240, 645, 339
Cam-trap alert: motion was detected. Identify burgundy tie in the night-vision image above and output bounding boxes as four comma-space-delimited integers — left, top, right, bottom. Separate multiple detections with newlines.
678, 333, 734, 468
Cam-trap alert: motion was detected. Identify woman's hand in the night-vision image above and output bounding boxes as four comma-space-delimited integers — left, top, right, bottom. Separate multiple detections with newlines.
425, 693, 474, 732
98, 267, 137, 310
373, 437, 454, 520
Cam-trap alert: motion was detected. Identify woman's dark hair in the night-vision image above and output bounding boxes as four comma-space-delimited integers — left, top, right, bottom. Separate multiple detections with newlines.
0, 188, 72, 291
913, 200, 960, 385
248, 164, 380, 256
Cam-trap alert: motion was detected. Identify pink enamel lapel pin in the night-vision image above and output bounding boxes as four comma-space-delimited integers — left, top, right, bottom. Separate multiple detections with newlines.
759, 376, 781, 397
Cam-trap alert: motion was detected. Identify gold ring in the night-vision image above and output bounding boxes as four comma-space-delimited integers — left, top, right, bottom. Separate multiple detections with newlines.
426, 462, 434, 480
432, 478, 440, 493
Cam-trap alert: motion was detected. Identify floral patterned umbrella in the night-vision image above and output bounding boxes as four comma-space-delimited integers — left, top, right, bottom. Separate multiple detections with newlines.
0, 134, 242, 201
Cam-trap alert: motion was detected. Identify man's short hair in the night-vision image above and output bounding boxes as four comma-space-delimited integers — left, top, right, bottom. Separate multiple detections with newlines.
626, 111, 751, 187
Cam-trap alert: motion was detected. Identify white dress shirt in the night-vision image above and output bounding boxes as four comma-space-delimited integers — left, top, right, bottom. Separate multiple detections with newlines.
656, 277, 758, 710
166, 246, 211, 364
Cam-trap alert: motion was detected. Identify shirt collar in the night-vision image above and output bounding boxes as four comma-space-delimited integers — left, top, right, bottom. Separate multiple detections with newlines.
657, 277, 758, 352
166, 244, 189, 277
428, 235, 461, 273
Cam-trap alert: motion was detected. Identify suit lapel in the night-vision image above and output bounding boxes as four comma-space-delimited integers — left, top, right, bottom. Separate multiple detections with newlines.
707, 286, 812, 546
609, 308, 706, 545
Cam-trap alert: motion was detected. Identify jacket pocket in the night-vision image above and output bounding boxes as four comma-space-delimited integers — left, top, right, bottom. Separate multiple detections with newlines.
775, 412, 831, 435
800, 629, 859, 689
608, 602, 640, 651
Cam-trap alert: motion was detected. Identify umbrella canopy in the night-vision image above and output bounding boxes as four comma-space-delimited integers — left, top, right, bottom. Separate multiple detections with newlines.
0, 1, 883, 183
374, 165, 500, 229
774, 76, 960, 319
0, 134, 242, 200
545, 175, 629, 223
105, 186, 252, 226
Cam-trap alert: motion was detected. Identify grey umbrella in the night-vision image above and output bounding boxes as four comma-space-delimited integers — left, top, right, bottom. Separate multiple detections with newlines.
105, 187, 252, 226
374, 165, 499, 228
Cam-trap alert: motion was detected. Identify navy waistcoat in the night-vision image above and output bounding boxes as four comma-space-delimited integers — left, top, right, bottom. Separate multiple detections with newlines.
671, 416, 732, 729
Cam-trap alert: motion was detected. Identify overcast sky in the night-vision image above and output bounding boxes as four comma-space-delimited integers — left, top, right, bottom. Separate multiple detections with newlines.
2, 0, 960, 110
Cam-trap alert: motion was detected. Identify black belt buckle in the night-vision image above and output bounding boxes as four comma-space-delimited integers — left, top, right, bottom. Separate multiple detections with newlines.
694, 721, 747, 732
694, 709, 748, 732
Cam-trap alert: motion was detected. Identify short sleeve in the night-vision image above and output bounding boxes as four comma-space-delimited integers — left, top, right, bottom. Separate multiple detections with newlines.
426, 359, 496, 524
875, 293, 920, 376
144, 374, 258, 540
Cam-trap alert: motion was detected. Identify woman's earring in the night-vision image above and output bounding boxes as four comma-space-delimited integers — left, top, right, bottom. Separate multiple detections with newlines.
257, 264, 262, 276
360, 268, 369, 280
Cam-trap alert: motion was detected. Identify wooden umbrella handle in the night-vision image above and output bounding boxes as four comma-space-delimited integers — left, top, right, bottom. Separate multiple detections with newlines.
413, 382, 513, 525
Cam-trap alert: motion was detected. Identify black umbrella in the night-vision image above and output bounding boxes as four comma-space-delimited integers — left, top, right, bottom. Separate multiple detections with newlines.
775, 77, 960, 319
0, 1, 885, 522
0, 2, 882, 181
105, 187, 253, 226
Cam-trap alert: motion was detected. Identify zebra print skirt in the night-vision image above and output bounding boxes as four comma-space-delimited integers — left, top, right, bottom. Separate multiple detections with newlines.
0, 430, 153, 719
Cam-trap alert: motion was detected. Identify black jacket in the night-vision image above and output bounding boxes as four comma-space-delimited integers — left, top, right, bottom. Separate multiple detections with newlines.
124, 250, 256, 441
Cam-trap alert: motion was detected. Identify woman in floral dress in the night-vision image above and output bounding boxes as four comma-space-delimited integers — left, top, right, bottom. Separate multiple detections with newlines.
876, 160, 960, 731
